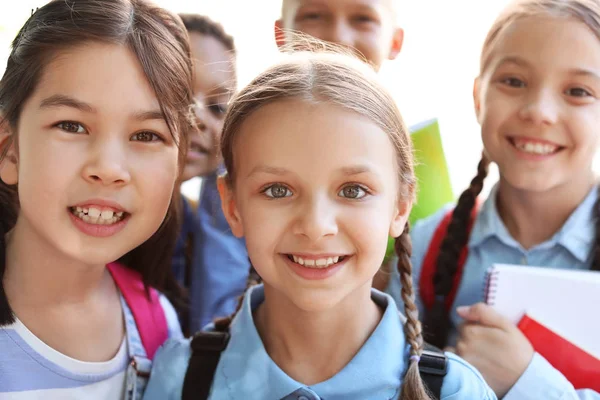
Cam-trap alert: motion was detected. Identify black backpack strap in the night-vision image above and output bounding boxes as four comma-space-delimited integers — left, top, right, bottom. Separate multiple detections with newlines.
182, 331, 230, 400
419, 343, 448, 400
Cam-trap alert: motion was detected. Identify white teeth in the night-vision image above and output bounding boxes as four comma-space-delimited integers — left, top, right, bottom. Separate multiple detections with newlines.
514, 140, 558, 155
100, 210, 114, 220
290, 255, 343, 269
70, 207, 125, 226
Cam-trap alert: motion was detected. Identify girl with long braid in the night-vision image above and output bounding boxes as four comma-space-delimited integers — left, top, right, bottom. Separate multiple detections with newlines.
387, 0, 600, 398
143, 49, 495, 400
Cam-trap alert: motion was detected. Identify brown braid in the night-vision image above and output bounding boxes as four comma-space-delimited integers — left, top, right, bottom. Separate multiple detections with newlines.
395, 223, 433, 400
592, 185, 600, 272
423, 154, 490, 349
213, 261, 261, 332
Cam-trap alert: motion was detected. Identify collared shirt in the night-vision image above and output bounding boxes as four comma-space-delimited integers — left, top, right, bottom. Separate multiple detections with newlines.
143, 285, 496, 400
172, 171, 249, 332
386, 184, 600, 400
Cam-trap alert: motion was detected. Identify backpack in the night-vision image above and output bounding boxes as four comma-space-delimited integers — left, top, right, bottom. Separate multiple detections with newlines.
181, 330, 448, 400
107, 262, 168, 360
419, 204, 479, 313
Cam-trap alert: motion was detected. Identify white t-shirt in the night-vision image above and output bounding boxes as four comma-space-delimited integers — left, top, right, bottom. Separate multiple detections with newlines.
0, 295, 182, 399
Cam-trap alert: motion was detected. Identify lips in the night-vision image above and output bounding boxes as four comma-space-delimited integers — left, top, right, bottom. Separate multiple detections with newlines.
68, 200, 129, 226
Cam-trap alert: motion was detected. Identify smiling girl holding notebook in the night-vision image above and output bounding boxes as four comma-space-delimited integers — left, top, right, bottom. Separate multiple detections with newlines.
386, 0, 600, 399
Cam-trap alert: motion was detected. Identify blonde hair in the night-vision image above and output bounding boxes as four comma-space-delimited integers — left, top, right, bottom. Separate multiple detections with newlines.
423, 0, 600, 348
216, 48, 436, 398
481, 0, 600, 73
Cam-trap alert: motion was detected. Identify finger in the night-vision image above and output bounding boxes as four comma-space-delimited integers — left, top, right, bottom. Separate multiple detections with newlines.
457, 303, 513, 330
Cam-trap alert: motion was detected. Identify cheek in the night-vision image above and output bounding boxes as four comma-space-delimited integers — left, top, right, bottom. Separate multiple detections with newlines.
134, 149, 179, 208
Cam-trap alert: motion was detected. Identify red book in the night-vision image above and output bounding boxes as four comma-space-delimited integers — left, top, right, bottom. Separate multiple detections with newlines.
518, 314, 600, 391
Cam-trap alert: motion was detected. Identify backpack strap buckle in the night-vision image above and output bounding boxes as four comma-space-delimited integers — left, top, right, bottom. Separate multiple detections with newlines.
419, 349, 448, 376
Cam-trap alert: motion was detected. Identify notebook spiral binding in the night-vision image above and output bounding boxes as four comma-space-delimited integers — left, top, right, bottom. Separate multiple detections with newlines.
484, 267, 499, 305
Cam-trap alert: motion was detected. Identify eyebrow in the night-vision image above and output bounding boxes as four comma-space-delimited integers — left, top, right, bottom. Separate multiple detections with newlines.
339, 165, 374, 176
246, 165, 290, 178
246, 164, 376, 179
496, 56, 600, 80
39, 94, 166, 122
39, 94, 96, 113
495, 56, 530, 69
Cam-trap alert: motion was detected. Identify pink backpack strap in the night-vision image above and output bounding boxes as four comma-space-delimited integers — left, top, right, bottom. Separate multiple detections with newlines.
107, 262, 168, 360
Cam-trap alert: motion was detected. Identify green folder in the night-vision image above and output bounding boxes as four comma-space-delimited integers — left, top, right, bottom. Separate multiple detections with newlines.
409, 118, 454, 224
385, 118, 454, 260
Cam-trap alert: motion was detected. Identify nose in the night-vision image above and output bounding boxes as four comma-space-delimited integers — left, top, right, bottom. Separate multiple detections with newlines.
293, 193, 338, 242
193, 98, 208, 134
324, 19, 355, 49
519, 88, 559, 126
82, 136, 130, 186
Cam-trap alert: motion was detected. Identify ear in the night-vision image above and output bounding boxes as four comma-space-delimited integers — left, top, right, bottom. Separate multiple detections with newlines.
473, 77, 482, 122
0, 119, 18, 186
387, 27, 404, 60
217, 175, 244, 238
389, 199, 412, 238
274, 20, 286, 49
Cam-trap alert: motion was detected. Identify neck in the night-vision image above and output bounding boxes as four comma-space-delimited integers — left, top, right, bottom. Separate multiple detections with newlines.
4, 215, 110, 308
496, 174, 596, 249
254, 282, 383, 385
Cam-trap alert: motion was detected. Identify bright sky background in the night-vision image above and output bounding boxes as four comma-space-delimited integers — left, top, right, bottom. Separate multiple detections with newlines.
1, 1, 533, 201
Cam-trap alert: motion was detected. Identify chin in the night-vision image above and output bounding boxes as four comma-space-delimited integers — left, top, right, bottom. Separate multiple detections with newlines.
502, 171, 565, 193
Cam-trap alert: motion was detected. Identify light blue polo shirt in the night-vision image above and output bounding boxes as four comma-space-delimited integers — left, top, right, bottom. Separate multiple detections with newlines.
144, 285, 495, 400
386, 184, 599, 400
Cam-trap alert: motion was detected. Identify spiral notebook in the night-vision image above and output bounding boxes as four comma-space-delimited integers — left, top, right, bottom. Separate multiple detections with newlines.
484, 264, 600, 390
484, 264, 600, 358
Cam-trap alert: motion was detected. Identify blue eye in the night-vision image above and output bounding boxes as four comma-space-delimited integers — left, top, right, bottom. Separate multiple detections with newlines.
131, 131, 163, 142
263, 183, 292, 199
338, 184, 368, 199
56, 121, 86, 133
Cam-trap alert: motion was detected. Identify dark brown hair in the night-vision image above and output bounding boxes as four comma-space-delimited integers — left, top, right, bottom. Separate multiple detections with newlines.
178, 13, 235, 53
424, 0, 600, 348
0, 0, 195, 326
215, 49, 436, 399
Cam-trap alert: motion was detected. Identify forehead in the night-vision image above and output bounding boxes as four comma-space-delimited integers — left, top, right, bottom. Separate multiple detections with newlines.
189, 33, 236, 93
234, 99, 397, 180
30, 42, 160, 114
281, 0, 397, 19
486, 16, 600, 74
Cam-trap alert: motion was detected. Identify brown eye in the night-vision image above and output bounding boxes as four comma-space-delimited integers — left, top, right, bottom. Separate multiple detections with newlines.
56, 121, 85, 133
131, 131, 162, 142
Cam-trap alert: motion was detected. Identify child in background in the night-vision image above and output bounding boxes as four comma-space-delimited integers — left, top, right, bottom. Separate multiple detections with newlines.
0, 0, 194, 398
173, 13, 242, 334
143, 50, 495, 400
386, 0, 600, 398
275, 0, 404, 71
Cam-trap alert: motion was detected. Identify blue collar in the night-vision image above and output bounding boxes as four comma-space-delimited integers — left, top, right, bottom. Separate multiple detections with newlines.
469, 184, 597, 262
218, 285, 407, 400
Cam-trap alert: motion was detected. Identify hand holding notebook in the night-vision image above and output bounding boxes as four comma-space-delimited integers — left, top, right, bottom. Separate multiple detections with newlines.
484, 264, 600, 390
